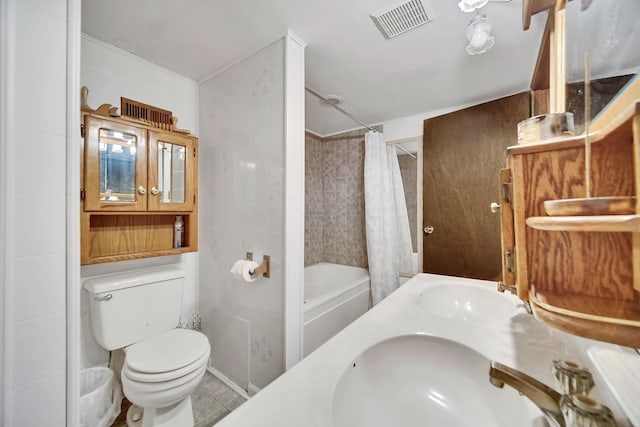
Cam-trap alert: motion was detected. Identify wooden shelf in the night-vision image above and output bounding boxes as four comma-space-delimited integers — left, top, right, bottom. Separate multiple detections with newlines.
83, 247, 197, 265
529, 289, 640, 348
543, 196, 636, 216
526, 215, 640, 232
81, 212, 198, 265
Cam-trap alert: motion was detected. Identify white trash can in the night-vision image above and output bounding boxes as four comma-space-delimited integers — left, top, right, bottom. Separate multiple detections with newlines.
80, 367, 122, 427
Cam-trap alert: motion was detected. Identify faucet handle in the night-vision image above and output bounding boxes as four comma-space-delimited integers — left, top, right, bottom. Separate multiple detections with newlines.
560, 394, 616, 427
552, 360, 595, 395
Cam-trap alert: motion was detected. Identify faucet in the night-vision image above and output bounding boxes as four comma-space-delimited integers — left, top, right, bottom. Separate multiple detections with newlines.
489, 361, 565, 427
497, 281, 517, 296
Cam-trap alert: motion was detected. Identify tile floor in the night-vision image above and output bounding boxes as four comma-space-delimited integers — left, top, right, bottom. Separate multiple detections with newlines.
112, 372, 246, 427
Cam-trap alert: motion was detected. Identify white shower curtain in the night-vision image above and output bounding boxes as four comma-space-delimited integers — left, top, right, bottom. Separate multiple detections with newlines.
364, 131, 414, 305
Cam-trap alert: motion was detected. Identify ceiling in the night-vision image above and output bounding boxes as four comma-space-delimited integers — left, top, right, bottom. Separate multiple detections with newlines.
82, 0, 548, 136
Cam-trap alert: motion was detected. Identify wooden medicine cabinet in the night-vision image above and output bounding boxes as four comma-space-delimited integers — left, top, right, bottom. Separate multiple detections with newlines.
80, 91, 198, 265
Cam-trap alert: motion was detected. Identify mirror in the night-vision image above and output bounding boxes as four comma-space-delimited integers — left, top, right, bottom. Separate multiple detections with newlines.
99, 129, 137, 202
390, 139, 421, 277
565, 0, 640, 133
157, 141, 186, 204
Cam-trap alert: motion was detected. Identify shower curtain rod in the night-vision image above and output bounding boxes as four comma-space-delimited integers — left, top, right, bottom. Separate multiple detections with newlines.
305, 87, 417, 160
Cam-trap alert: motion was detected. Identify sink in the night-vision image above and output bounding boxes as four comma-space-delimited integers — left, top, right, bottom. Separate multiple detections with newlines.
332, 334, 532, 427
418, 284, 520, 322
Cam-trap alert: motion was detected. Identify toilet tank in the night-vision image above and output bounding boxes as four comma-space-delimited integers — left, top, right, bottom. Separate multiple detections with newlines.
83, 266, 185, 351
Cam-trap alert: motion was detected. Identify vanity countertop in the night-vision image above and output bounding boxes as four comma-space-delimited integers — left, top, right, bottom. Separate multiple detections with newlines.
216, 274, 635, 426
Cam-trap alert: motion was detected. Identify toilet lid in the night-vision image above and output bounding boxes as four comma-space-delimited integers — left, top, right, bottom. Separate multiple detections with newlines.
126, 329, 210, 374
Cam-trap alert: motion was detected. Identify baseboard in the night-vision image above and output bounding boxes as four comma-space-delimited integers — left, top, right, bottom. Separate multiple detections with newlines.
247, 382, 261, 397
205, 366, 251, 400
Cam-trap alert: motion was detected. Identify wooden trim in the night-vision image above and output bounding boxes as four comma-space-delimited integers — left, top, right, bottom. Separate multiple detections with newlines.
83, 116, 148, 212
530, 12, 551, 91
121, 96, 172, 125
522, 0, 556, 30
548, 5, 566, 113
634, 115, 640, 291
147, 130, 196, 212
510, 155, 530, 300
499, 168, 516, 286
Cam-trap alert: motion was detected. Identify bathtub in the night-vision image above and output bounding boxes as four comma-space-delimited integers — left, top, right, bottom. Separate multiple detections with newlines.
303, 263, 370, 357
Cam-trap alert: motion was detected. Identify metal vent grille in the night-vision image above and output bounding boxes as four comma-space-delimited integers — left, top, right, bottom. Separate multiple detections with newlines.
371, 0, 434, 39
121, 97, 173, 125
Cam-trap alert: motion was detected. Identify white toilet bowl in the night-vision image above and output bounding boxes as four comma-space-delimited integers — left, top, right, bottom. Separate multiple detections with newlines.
121, 329, 210, 427
83, 267, 212, 427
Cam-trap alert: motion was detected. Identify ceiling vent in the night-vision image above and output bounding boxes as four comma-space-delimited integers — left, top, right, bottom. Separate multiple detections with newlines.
371, 0, 434, 39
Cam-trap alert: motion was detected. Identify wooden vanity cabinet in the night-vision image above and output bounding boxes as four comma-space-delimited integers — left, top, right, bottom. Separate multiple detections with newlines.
500, 102, 640, 348
81, 113, 198, 265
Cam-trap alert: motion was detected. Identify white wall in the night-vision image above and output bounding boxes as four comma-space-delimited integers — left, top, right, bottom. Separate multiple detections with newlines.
382, 89, 531, 143
80, 34, 200, 368
2, 0, 68, 425
382, 101, 489, 143
199, 38, 288, 391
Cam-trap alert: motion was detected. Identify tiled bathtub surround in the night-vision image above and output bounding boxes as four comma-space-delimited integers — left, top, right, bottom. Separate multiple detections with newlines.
305, 129, 372, 268
305, 132, 324, 266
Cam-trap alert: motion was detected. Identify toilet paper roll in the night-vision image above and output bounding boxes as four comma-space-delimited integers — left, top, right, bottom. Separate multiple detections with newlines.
230, 259, 260, 283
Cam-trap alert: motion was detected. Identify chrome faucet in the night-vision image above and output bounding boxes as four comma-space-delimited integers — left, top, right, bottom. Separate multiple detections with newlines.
489, 361, 565, 427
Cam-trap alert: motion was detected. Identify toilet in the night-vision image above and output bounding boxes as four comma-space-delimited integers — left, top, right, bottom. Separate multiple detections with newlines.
84, 266, 210, 427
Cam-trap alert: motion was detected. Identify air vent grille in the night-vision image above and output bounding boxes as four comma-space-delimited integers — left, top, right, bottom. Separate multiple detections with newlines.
371, 0, 434, 39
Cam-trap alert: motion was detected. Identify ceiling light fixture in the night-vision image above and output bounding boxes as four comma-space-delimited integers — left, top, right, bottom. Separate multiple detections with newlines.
458, 0, 488, 13
466, 13, 495, 55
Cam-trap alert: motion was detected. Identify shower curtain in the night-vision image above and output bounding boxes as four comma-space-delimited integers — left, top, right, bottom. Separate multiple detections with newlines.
364, 131, 414, 305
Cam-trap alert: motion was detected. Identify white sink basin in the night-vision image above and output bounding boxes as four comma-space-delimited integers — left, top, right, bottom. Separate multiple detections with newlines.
332, 334, 531, 427
418, 284, 520, 322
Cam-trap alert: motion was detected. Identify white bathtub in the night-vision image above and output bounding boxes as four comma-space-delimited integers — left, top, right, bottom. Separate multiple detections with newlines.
303, 263, 370, 357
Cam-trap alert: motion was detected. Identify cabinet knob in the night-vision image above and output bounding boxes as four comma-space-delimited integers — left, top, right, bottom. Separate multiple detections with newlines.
490, 202, 501, 213
424, 225, 434, 235
150, 187, 160, 195
138, 186, 146, 195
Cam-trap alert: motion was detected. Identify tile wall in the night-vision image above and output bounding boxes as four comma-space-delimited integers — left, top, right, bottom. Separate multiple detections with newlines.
199, 38, 286, 391
304, 132, 324, 266
304, 129, 369, 268
4, 0, 68, 424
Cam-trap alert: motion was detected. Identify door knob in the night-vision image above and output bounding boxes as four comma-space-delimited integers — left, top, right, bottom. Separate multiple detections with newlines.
490, 202, 501, 213
424, 225, 434, 235
138, 186, 146, 195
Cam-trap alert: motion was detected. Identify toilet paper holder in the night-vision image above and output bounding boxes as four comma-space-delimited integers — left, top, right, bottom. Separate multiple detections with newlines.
246, 252, 270, 278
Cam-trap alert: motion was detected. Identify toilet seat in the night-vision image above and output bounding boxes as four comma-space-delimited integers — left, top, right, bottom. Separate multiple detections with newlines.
121, 329, 211, 411
123, 329, 210, 383
123, 348, 210, 384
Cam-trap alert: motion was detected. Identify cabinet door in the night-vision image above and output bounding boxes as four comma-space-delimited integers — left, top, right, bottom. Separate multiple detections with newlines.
147, 131, 196, 211
84, 116, 147, 211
